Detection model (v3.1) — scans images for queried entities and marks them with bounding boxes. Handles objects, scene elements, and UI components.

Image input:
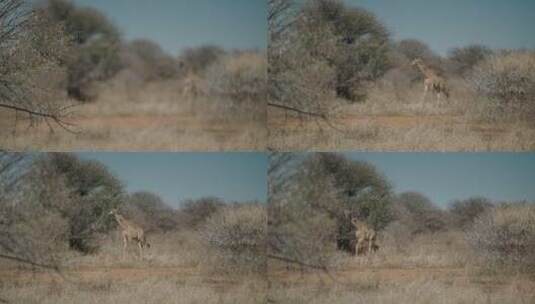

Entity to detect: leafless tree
[0,0,75,134]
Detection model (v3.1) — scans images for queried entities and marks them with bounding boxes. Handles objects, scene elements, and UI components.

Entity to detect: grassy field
[0,230,267,304]
[268,83,535,151]
[2,230,533,303]
[268,231,535,304]
[0,81,266,151]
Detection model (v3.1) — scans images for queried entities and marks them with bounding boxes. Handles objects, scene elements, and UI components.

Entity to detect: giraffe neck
[353,220,367,230]
[416,62,436,78]
[114,214,130,230]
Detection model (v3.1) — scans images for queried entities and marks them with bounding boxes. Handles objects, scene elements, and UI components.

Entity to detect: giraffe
[108,209,150,259]
[411,58,450,103]
[181,74,205,100]
[351,217,377,256]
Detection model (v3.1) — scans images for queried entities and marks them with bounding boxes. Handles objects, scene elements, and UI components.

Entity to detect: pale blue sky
[77,153,267,207]
[75,152,535,209]
[346,0,535,54]
[343,153,535,207]
[72,0,267,55]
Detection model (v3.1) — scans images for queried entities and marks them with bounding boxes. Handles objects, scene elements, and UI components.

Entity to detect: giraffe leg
[356,238,363,256]
[436,90,442,105]
[138,241,143,260]
[122,235,128,260]
[421,84,428,106]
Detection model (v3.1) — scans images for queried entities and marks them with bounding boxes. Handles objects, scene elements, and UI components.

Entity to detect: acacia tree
[0,152,124,272]
[124,191,178,233]
[28,153,124,253]
[0,0,74,132]
[269,0,391,119]
[448,45,492,76]
[268,153,393,271]
[393,191,451,234]
[44,0,122,102]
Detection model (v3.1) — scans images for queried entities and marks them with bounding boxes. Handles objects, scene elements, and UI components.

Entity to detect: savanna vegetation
[268,0,535,151]
[0,0,266,151]
[2,152,534,303]
[0,152,267,303]
[267,152,535,303]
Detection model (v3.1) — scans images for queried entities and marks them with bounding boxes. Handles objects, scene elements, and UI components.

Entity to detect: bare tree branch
[0,0,76,135]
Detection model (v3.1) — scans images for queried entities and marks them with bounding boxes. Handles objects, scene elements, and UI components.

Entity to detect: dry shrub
[179,45,226,75]
[449,197,494,230]
[467,203,535,272]
[470,51,535,118]
[124,191,178,233]
[178,197,225,229]
[205,51,267,102]
[202,203,266,274]
[447,44,492,77]
[379,228,471,268]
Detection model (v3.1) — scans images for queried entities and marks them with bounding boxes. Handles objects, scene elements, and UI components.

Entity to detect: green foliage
[394,192,450,234]
[30,153,125,253]
[124,39,181,81]
[179,45,226,75]
[269,153,393,265]
[179,197,225,229]
[395,39,435,62]
[125,191,178,233]
[44,0,122,101]
[448,45,492,76]
[302,0,390,101]
[311,153,392,227]
[270,0,391,116]
[449,197,493,229]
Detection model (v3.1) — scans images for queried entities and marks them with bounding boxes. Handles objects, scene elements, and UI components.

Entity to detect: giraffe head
[411,58,424,67]
[351,217,363,228]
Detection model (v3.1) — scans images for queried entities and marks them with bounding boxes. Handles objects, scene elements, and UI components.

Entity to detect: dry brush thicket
[0,152,268,302]
[266,153,535,303]
[268,0,535,151]
[0,0,266,151]
[2,152,535,303]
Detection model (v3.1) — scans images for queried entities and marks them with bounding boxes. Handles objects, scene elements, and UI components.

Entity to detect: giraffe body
[412,58,450,101]
[109,209,150,259]
[351,218,378,256]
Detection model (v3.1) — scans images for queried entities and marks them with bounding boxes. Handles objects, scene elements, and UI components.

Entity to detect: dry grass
[0,229,267,303]
[268,231,535,303]
[0,79,266,151]
[268,81,535,151]
[1,229,534,303]
[0,277,267,304]
[269,277,534,304]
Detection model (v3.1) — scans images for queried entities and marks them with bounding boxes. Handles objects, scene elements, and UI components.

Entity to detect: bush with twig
[466,203,535,272]
[0,0,73,130]
[205,51,267,102]
[202,203,266,274]
[469,51,535,116]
